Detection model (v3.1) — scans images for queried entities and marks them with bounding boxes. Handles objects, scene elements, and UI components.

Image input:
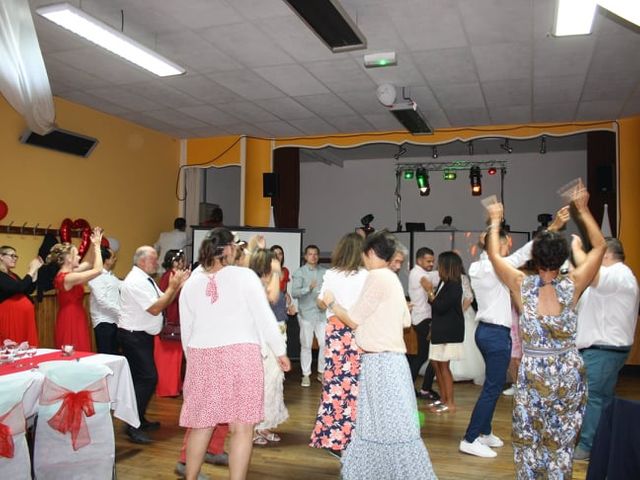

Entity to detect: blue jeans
[464,322,511,443]
[578,347,629,452]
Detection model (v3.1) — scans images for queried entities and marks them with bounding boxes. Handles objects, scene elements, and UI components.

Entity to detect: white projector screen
[191,227,305,272]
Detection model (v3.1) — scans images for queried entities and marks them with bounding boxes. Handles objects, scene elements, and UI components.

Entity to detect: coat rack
[0,222,82,238]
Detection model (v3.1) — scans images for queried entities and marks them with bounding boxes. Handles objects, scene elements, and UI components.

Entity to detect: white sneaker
[479,433,504,448]
[301,375,311,387]
[502,385,515,396]
[459,439,497,458]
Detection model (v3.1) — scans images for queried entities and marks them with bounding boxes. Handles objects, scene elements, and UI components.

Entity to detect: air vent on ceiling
[283,0,367,52]
[19,128,99,157]
[389,102,433,135]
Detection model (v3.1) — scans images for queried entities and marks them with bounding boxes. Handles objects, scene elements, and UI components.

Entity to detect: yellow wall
[0,96,180,277]
[618,117,640,278]
[245,138,272,227]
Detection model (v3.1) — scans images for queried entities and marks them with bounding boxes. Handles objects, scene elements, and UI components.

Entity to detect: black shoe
[417,389,440,401]
[126,426,152,444]
[139,419,161,431]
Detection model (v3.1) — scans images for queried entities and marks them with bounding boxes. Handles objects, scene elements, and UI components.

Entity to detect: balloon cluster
[59,218,111,258]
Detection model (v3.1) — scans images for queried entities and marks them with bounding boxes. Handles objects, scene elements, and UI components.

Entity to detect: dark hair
[605,237,625,261]
[442,216,452,225]
[199,227,235,269]
[532,231,569,271]
[211,207,223,223]
[249,248,274,278]
[270,245,284,266]
[174,217,186,230]
[304,245,320,255]
[162,249,184,269]
[363,230,396,262]
[415,247,434,260]
[100,247,112,262]
[331,233,363,272]
[438,251,462,282]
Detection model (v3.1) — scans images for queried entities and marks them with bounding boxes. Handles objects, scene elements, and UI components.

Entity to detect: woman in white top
[323,230,437,480]
[179,228,291,480]
[310,232,368,456]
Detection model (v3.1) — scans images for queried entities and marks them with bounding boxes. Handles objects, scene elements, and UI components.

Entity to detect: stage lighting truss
[397,160,507,196]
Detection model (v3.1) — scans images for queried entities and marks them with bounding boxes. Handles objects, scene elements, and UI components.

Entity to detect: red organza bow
[0,403,26,459]
[40,377,110,451]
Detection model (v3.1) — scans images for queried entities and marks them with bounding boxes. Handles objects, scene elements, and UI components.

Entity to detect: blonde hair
[46,243,74,266]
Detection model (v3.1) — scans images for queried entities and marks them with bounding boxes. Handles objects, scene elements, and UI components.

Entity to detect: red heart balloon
[0,200,8,221]
[59,218,73,243]
[72,218,90,230]
[78,227,92,258]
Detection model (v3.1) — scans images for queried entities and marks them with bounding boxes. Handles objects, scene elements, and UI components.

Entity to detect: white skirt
[429,342,464,361]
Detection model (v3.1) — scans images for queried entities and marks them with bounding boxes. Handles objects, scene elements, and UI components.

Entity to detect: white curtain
[0,0,55,134]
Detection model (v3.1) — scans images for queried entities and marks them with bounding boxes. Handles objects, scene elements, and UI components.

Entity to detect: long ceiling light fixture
[554,0,640,37]
[553,0,597,36]
[283,0,366,52]
[36,3,185,77]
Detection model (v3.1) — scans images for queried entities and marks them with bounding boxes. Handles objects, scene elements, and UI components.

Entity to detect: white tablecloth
[3,349,140,428]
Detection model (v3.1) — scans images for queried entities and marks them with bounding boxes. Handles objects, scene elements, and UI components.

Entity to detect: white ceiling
[27,0,640,139]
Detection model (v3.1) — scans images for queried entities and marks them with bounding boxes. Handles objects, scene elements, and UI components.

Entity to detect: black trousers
[94,322,119,355]
[409,318,436,391]
[117,329,157,423]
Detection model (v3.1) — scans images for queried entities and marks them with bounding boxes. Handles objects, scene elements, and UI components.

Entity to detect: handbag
[159,318,181,341]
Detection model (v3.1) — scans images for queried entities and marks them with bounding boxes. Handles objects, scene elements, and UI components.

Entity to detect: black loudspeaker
[596,165,613,193]
[19,128,98,157]
[263,172,279,198]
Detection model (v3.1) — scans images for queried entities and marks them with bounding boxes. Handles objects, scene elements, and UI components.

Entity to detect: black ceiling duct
[389,102,433,135]
[19,128,99,157]
[283,0,367,52]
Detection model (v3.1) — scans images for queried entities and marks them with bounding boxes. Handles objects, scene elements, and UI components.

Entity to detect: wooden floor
[114,366,640,480]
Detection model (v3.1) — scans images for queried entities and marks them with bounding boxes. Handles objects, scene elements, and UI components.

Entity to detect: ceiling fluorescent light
[36,3,185,77]
[553,0,597,36]
[389,102,433,135]
[283,0,367,52]
[597,0,640,27]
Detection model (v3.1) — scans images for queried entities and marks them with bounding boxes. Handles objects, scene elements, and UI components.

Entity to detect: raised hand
[549,206,570,231]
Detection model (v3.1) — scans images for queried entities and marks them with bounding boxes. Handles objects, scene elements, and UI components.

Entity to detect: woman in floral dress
[484,189,605,480]
[310,233,367,456]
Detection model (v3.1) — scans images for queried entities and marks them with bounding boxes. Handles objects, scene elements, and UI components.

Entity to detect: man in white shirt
[88,247,121,354]
[408,247,440,402]
[388,242,409,274]
[460,210,568,458]
[154,217,188,274]
[573,238,639,460]
[292,245,327,387]
[118,245,189,444]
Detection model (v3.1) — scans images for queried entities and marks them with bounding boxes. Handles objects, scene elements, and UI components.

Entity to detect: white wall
[204,165,241,226]
[299,150,587,252]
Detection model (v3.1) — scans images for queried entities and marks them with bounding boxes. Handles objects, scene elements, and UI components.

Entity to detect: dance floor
[114,366,640,479]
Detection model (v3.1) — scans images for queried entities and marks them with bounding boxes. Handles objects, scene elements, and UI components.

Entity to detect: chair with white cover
[0,375,36,479]
[33,361,114,480]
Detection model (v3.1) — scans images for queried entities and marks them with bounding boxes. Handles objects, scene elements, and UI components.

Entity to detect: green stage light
[443,170,457,180]
[416,168,430,196]
[404,169,414,179]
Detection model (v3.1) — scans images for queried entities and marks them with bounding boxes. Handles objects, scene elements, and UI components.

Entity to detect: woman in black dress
[426,251,465,413]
